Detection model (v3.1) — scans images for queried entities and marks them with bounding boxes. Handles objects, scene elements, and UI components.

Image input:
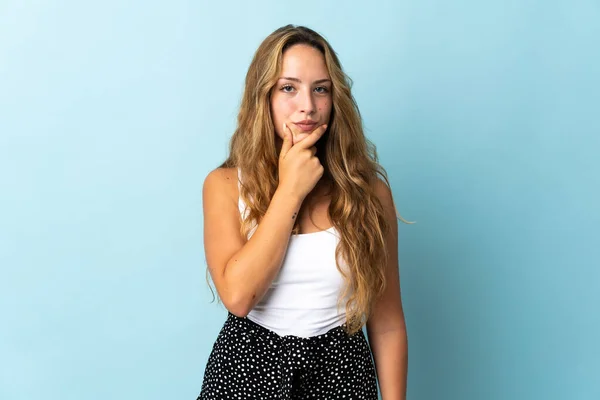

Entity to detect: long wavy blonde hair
[210,25,399,335]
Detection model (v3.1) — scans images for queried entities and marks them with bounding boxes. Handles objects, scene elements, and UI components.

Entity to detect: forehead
[280,44,329,79]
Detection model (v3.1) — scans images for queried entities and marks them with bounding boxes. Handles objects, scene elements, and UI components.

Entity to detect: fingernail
[283,122,287,131]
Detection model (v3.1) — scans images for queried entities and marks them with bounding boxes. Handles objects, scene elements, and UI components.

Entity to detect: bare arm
[203,123,327,317]
[366,178,408,400]
[203,168,302,317]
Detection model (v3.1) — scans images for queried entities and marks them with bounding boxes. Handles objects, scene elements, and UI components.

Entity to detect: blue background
[1,1,598,399]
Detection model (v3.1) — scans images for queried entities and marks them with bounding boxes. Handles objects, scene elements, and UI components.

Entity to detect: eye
[314,86,330,94]
[281,85,295,93]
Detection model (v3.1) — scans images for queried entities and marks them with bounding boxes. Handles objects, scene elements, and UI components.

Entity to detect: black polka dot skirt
[198,312,378,399]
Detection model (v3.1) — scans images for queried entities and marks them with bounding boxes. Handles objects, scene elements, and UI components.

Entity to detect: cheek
[318,99,332,118]
[271,96,289,115]
[271,97,295,122]
[271,97,294,137]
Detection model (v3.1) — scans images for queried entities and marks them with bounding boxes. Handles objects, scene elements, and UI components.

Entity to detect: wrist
[274,186,304,207]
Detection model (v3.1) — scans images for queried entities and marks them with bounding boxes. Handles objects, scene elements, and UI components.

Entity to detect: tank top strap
[237,167,244,209]
[237,167,249,220]
[237,168,258,238]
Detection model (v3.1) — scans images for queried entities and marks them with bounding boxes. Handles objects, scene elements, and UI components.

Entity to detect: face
[271,44,332,146]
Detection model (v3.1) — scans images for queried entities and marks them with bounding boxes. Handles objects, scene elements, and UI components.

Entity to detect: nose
[297,89,316,115]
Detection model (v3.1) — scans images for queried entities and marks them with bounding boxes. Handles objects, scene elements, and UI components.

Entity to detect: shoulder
[203,166,238,186]
[373,176,394,208]
[373,176,398,226]
[203,167,239,206]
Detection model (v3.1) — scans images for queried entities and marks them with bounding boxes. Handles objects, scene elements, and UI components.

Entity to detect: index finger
[294,124,328,150]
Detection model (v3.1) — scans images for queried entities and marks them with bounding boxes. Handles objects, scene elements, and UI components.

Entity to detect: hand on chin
[292,133,310,145]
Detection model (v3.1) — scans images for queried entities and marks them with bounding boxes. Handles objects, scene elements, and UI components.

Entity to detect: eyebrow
[279,77,332,84]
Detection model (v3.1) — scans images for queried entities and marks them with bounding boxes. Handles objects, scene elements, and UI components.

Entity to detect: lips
[293,120,318,132]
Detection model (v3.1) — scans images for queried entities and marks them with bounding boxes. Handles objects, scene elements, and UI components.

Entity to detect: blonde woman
[199,25,408,400]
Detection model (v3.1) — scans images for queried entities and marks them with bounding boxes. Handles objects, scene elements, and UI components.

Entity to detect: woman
[199,25,408,399]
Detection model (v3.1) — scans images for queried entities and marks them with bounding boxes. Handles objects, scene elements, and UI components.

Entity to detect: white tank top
[237,168,348,338]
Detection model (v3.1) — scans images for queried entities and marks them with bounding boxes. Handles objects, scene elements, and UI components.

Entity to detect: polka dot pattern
[198,313,378,399]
